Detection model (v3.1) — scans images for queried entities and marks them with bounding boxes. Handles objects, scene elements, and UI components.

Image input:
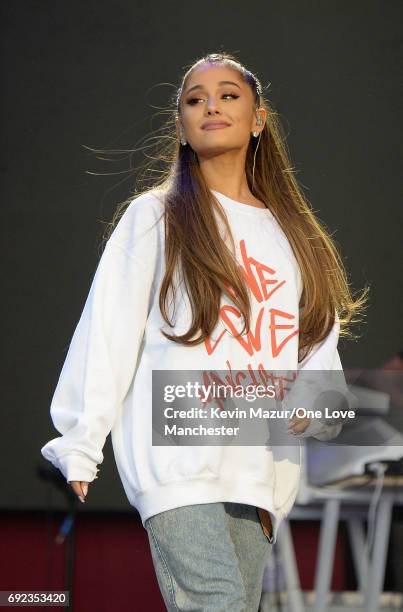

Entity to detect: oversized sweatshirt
[41,188,347,544]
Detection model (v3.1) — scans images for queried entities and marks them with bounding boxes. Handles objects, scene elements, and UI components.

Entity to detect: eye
[186,93,239,105]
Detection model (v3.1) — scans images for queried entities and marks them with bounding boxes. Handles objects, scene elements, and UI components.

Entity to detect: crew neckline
[210,189,272,216]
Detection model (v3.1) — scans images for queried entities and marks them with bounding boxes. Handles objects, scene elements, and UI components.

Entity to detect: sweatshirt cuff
[58,453,100,483]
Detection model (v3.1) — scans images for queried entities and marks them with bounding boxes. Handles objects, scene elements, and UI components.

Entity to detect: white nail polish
[78,496,85,503]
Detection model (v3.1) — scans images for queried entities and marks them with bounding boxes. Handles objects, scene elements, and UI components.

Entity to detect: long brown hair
[98,51,368,362]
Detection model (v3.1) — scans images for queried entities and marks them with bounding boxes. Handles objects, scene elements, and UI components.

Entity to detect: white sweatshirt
[41,188,345,544]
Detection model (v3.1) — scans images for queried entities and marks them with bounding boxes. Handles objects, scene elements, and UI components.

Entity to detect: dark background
[1,1,402,511]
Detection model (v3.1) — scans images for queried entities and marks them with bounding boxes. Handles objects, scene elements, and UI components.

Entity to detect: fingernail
[78,496,85,503]
[82,484,88,496]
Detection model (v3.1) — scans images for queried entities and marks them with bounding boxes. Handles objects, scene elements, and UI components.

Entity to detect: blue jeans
[145,502,273,611]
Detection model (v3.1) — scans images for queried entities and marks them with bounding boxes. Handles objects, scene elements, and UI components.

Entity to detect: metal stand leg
[347,517,367,591]
[365,496,393,612]
[277,519,305,612]
[313,499,340,612]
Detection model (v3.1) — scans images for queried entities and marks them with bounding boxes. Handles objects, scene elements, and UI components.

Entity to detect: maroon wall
[0,512,349,611]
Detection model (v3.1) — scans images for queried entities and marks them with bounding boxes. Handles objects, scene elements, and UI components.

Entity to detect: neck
[198,150,252,201]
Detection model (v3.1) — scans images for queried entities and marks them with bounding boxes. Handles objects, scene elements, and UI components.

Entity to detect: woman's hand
[287,416,311,434]
[69,481,89,503]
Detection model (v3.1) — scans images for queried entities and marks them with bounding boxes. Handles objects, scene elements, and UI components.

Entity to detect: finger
[286,421,297,434]
[69,481,79,494]
[292,419,310,433]
[288,416,301,426]
[69,481,86,503]
[287,418,306,430]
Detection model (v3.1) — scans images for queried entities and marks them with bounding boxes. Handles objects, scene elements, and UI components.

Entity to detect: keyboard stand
[277,484,403,612]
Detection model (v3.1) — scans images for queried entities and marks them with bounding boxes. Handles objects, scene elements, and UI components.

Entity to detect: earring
[252,114,263,138]
[179,127,187,146]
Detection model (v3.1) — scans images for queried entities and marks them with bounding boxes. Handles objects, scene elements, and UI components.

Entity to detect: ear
[254,107,267,130]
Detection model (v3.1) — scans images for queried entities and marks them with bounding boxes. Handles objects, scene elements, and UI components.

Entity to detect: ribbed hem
[129,475,294,545]
[57,453,99,483]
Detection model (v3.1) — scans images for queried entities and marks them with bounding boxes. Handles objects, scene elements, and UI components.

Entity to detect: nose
[205,97,221,115]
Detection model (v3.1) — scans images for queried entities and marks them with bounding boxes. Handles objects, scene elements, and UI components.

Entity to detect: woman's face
[177,64,265,159]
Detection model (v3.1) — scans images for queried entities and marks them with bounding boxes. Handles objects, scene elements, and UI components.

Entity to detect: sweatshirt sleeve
[40,193,162,483]
[284,315,356,441]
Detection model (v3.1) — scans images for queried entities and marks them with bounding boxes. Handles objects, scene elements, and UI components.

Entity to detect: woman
[41,52,366,610]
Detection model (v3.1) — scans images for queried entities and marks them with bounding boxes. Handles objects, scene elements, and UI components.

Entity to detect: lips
[202,121,231,130]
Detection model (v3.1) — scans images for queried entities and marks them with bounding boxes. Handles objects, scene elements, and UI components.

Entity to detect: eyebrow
[184,80,242,96]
